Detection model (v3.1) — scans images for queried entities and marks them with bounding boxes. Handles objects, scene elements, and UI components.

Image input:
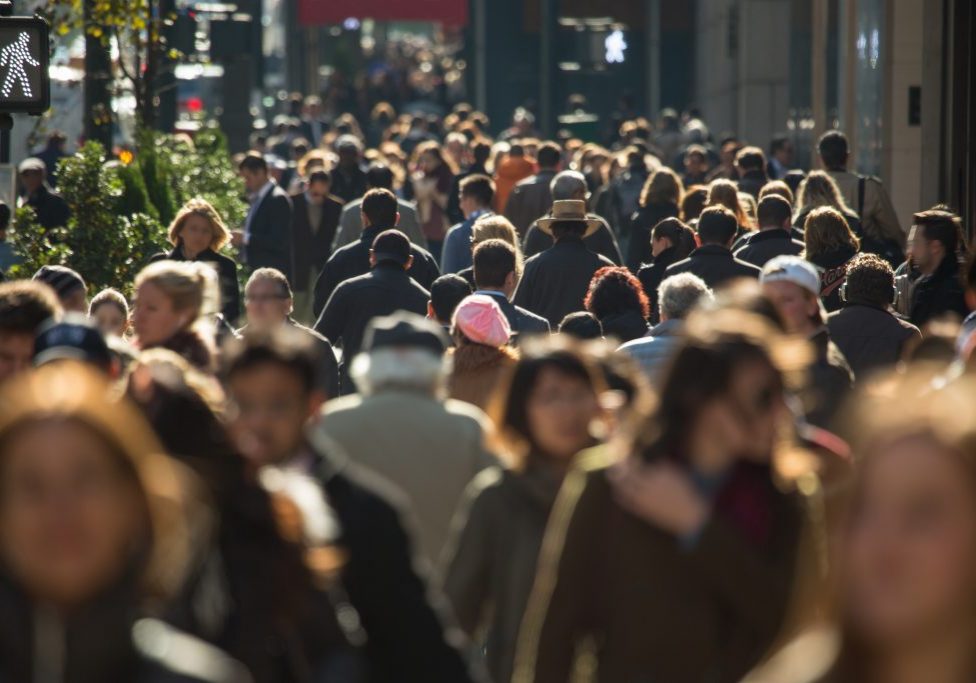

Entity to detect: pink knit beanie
[451,294,511,347]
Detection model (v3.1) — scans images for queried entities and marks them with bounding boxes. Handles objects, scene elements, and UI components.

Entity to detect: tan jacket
[317,389,497,564]
[826,170,905,247]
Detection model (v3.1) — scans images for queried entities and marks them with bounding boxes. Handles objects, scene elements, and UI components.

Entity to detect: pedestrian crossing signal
[0,17,48,114]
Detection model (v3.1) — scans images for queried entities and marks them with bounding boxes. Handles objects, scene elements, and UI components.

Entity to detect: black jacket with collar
[910,255,969,327]
[312,224,441,318]
[314,262,431,393]
[308,434,485,683]
[637,245,685,324]
[477,290,551,341]
[150,246,241,325]
[291,190,343,292]
[663,244,762,289]
[245,183,293,282]
[513,235,616,327]
[733,229,805,269]
[26,184,70,230]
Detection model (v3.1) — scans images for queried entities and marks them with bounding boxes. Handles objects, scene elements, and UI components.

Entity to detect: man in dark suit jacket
[315,229,431,394]
[664,206,761,289]
[503,142,561,236]
[312,189,440,318]
[472,238,550,342]
[291,169,343,322]
[233,152,294,282]
[734,195,805,268]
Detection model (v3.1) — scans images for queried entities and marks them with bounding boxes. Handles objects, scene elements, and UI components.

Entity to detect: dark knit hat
[33,265,86,299]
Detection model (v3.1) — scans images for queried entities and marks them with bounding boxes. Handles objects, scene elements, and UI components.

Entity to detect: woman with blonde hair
[626,167,683,271]
[794,170,863,238]
[149,198,240,325]
[803,206,861,312]
[0,362,248,680]
[132,260,220,372]
[707,178,755,238]
[455,214,525,287]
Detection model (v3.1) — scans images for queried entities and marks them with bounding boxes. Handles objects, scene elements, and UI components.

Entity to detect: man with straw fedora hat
[513,199,616,327]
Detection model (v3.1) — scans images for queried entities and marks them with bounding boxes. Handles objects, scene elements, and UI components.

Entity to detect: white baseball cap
[760,256,821,296]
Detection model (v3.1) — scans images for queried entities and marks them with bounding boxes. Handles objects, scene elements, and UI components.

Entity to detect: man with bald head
[521,170,622,265]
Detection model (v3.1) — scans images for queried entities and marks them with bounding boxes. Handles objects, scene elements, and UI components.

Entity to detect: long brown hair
[707,179,754,229]
[167,198,232,251]
[803,206,860,258]
[640,167,684,208]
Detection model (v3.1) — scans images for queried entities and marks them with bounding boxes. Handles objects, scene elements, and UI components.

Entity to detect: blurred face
[525,367,599,461]
[240,167,268,194]
[132,282,185,348]
[20,169,43,193]
[92,303,127,338]
[306,180,330,207]
[179,214,215,257]
[0,332,34,383]
[684,153,706,175]
[420,151,440,173]
[693,361,785,467]
[0,421,144,608]
[776,142,794,164]
[908,226,942,274]
[763,280,820,335]
[227,364,319,466]
[843,435,976,647]
[244,278,291,328]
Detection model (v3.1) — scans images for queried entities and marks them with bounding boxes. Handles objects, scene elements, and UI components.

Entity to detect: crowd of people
[2,95,976,683]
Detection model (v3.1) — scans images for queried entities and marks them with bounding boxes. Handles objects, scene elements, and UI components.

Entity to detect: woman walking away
[448,294,519,412]
[636,217,697,324]
[412,141,457,263]
[802,206,861,313]
[626,168,682,271]
[132,260,220,372]
[515,312,812,683]
[0,363,248,682]
[441,340,606,683]
[584,266,651,343]
[150,198,241,326]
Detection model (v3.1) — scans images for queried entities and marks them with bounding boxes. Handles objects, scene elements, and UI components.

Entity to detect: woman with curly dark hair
[584,266,651,343]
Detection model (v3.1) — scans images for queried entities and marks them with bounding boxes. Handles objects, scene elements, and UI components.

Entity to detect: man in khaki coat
[316,311,497,564]
[818,130,905,248]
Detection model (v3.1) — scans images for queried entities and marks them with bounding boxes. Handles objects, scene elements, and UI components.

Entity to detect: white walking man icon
[0,31,38,99]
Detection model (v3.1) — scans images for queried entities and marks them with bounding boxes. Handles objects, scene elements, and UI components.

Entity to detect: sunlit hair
[796,170,853,216]
[0,362,203,601]
[802,206,860,258]
[759,180,795,207]
[472,214,524,278]
[585,266,650,320]
[413,140,459,175]
[135,260,220,323]
[707,178,753,229]
[167,198,232,251]
[89,288,129,324]
[639,167,684,207]
[739,192,758,226]
[349,347,451,398]
[297,149,332,177]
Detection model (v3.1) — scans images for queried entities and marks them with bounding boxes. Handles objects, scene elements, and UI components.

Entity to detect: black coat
[733,229,805,268]
[477,290,551,341]
[291,191,343,293]
[26,185,70,229]
[312,224,441,318]
[910,256,969,327]
[314,263,431,393]
[637,245,685,324]
[236,319,341,398]
[827,304,920,378]
[736,170,768,199]
[311,438,484,683]
[599,309,650,343]
[805,328,854,430]
[625,201,680,272]
[513,235,616,327]
[245,184,293,282]
[663,244,762,289]
[150,246,241,325]
[523,216,623,265]
[331,165,368,204]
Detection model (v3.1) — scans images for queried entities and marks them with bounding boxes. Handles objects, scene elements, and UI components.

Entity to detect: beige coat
[317,389,497,564]
[827,169,905,247]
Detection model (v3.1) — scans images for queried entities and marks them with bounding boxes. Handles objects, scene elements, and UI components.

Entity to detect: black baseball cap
[363,311,448,356]
[371,229,411,266]
[33,313,113,372]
